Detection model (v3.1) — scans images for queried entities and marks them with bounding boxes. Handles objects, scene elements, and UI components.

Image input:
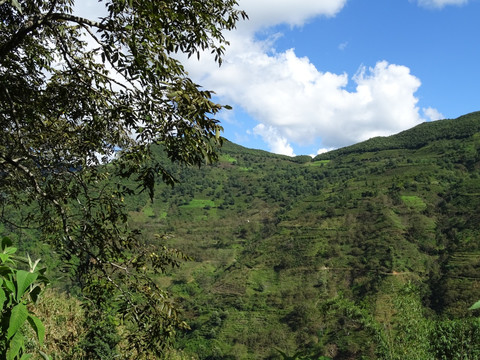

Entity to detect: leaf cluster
[0,236,48,360]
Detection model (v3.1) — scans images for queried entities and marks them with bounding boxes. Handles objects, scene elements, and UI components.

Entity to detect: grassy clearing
[401,195,427,212]
[220,154,237,163]
[308,160,330,166]
[143,204,155,217]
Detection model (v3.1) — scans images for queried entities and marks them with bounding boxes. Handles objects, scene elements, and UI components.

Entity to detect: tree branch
[0,11,108,58]
[49,12,107,30]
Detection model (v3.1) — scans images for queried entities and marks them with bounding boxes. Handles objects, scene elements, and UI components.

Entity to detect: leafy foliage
[0,0,246,357]
[0,236,48,360]
[1,6,480,355]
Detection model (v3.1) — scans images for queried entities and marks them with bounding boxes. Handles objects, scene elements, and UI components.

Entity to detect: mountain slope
[129,112,480,359]
[110,112,480,358]
[315,111,480,159]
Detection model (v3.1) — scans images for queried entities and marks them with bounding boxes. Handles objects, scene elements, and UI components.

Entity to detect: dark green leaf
[8,303,29,340]
[1,236,13,250]
[0,285,6,312]
[27,314,45,346]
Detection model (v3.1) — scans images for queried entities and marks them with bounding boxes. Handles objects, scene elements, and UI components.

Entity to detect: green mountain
[134,112,480,359]
[6,112,480,359]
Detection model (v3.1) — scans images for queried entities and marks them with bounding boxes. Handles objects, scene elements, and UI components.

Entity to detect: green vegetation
[2,106,480,357]
[0,0,246,357]
[2,5,480,357]
[0,237,48,359]
[181,199,217,209]
[119,113,480,359]
[3,111,480,358]
[400,195,427,211]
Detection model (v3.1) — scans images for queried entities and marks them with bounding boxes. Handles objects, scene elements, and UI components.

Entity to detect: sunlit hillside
[129,112,480,359]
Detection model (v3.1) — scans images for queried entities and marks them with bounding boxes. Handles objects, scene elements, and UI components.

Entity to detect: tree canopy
[0,0,246,357]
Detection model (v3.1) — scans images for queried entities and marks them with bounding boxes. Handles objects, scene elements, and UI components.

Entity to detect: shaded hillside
[129,112,480,359]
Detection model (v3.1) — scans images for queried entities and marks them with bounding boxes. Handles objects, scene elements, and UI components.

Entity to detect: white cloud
[253,124,295,156]
[74,0,106,19]
[423,107,444,121]
[72,0,444,156]
[338,41,348,51]
[180,0,446,155]
[237,0,347,32]
[189,27,437,153]
[416,0,469,9]
[316,148,334,155]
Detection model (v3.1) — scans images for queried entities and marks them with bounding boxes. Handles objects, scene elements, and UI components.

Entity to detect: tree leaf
[0,285,6,312]
[6,331,24,360]
[0,253,10,263]
[4,246,17,255]
[469,300,480,310]
[27,314,45,346]
[4,277,16,294]
[0,247,17,263]
[15,270,38,301]
[7,303,29,340]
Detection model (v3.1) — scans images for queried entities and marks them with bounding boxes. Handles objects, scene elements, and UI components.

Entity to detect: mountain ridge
[313,111,480,160]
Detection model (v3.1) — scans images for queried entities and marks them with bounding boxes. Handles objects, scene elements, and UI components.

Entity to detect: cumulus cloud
[189,26,432,153]
[423,107,444,121]
[180,0,446,155]
[74,0,445,156]
[253,124,295,156]
[237,0,347,32]
[416,0,469,9]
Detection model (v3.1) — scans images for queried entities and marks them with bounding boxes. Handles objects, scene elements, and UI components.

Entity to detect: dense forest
[4,112,480,359]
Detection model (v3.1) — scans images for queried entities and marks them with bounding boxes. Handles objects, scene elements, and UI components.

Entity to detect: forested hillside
[140,112,480,359]
[4,112,480,359]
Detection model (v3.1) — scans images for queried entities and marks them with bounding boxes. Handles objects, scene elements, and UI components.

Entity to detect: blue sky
[182,0,480,156]
[78,0,480,156]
